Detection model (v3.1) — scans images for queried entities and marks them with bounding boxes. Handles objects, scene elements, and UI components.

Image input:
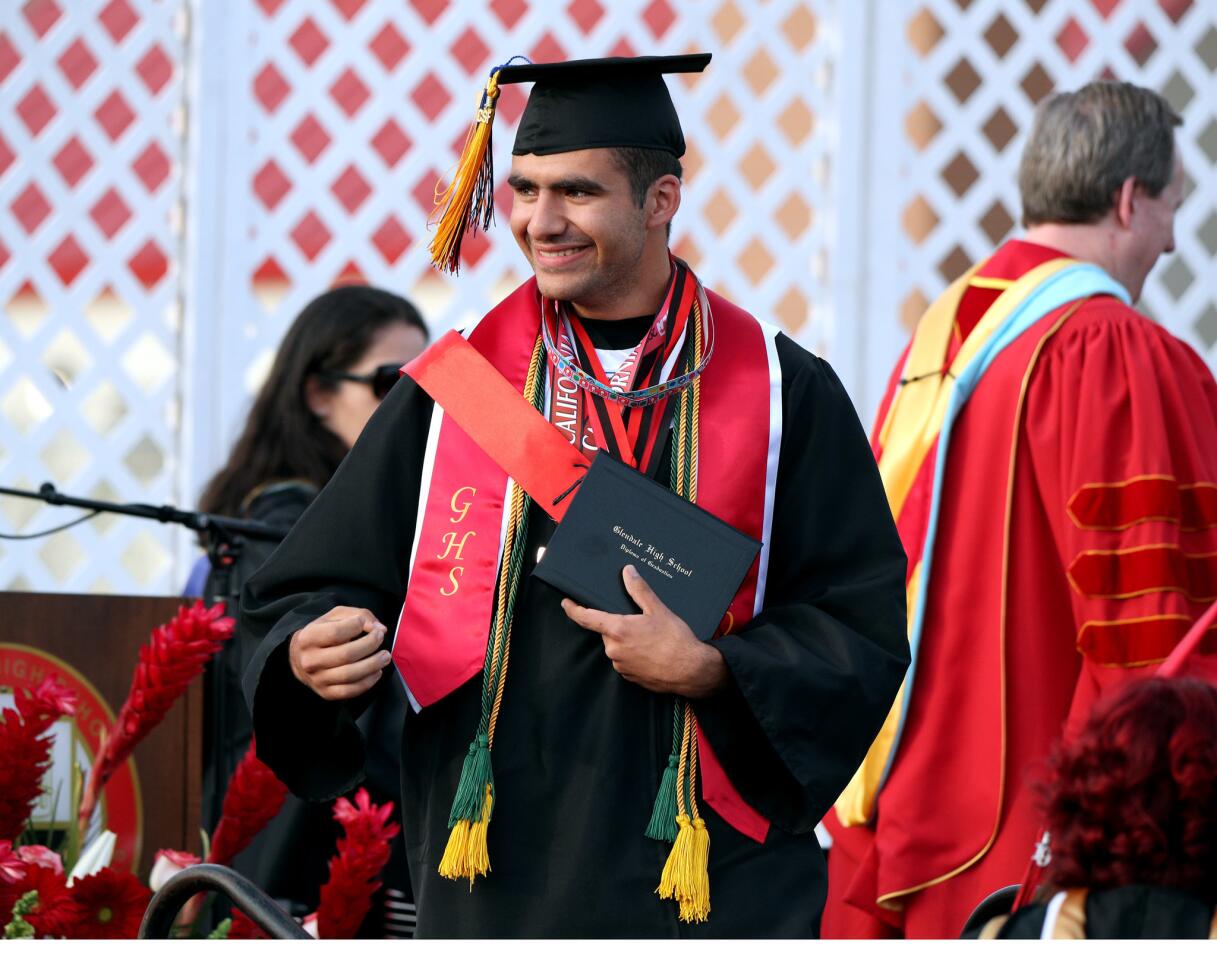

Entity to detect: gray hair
[1018,81,1181,227]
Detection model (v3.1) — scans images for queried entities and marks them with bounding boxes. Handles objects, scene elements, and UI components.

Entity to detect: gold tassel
[678,817,711,922]
[437,784,495,889]
[428,70,502,275]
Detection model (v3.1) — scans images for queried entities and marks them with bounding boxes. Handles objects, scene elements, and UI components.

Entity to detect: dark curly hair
[1041,677,1217,903]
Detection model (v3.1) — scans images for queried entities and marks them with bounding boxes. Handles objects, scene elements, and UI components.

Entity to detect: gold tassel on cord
[438,783,494,889]
[656,706,711,922]
[428,70,502,274]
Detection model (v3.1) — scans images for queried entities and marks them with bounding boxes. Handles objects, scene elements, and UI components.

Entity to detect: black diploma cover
[532,454,761,641]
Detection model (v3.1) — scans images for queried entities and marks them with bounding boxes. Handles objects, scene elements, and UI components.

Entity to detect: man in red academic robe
[823,81,1217,938]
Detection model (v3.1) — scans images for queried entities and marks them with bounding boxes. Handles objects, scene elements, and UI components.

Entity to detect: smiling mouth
[533,244,591,264]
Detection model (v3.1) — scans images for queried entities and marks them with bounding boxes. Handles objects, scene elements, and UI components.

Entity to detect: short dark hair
[610,146,683,207]
[1018,81,1182,227]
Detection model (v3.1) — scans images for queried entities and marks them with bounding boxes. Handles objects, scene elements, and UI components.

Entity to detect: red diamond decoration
[371,118,411,168]
[17,84,57,136]
[53,136,94,187]
[491,0,527,29]
[253,62,290,114]
[1125,22,1156,66]
[370,22,409,71]
[129,240,169,289]
[411,72,451,122]
[99,0,138,43]
[450,27,489,76]
[289,17,329,66]
[57,38,98,89]
[1056,18,1089,63]
[331,164,371,213]
[290,114,331,163]
[609,36,637,58]
[252,255,288,286]
[90,188,132,238]
[253,159,291,210]
[23,0,62,38]
[494,177,513,219]
[0,134,15,177]
[256,0,286,15]
[1091,0,1120,17]
[642,0,675,39]
[460,228,491,268]
[497,84,527,125]
[133,141,171,192]
[531,33,567,64]
[291,212,332,261]
[48,234,88,286]
[411,0,448,25]
[568,0,605,34]
[0,33,20,85]
[12,182,51,235]
[330,67,370,117]
[333,260,367,286]
[136,43,173,94]
[330,0,365,19]
[372,215,411,265]
[95,90,135,141]
[413,167,442,215]
[1159,0,1191,24]
[0,240,9,271]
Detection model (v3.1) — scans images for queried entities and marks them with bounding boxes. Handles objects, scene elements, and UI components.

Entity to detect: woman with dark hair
[971,677,1217,939]
[191,284,427,935]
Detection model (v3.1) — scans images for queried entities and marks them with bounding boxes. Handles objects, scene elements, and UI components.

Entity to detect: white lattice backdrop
[854,0,1217,422]
[0,0,188,595]
[1,0,837,595]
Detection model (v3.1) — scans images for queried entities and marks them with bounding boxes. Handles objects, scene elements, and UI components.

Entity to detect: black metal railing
[138,863,312,939]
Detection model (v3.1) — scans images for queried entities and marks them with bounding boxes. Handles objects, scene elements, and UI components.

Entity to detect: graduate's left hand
[560,564,729,698]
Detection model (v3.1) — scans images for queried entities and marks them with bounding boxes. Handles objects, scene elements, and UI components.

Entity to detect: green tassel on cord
[645,753,681,842]
[448,733,494,826]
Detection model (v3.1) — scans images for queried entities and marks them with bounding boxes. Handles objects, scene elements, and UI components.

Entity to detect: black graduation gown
[240,326,909,937]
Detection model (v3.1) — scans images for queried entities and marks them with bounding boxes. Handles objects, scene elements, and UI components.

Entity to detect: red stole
[391,278,781,844]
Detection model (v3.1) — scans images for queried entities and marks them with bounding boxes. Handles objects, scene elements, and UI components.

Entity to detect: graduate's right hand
[288,606,391,701]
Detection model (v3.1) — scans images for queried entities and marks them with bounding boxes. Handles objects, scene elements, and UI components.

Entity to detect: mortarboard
[428,54,711,274]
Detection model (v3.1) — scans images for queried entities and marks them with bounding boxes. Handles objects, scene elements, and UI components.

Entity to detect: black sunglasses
[320,363,403,400]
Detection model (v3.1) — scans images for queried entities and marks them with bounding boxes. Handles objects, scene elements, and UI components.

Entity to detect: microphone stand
[0,482,292,848]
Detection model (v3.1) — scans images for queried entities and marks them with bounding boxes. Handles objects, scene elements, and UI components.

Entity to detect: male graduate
[823,81,1217,938]
[241,54,908,937]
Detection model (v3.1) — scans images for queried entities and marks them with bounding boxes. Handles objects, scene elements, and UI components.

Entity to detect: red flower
[0,861,72,937]
[206,738,289,867]
[16,845,64,874]
[61,867,150,939]
[78,601,233,833]
[0,840,25,884]
[316,788,399,939]
[0,676,77,841]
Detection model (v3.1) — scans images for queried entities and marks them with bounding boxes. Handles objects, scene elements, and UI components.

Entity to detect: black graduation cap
[500,54,710,157]
[428,53,712,274]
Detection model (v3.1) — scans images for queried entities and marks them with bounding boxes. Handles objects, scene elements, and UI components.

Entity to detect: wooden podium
[0,592,204,877]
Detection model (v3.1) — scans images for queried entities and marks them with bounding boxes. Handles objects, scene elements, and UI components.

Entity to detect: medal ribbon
[543,257,700,471]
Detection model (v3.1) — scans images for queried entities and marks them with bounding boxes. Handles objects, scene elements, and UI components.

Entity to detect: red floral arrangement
[0,677,78,841]
[315,788,400,940]
[2,599,400,939]
[206,738,289,867]
[78,601,234,835]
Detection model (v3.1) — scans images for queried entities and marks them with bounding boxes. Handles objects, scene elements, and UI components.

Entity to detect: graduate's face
[507,149,655,316]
